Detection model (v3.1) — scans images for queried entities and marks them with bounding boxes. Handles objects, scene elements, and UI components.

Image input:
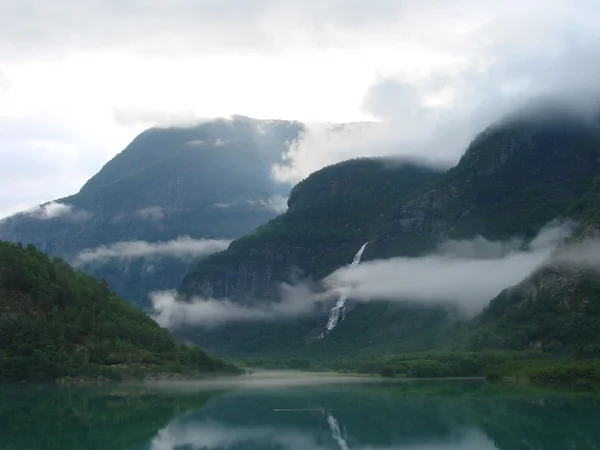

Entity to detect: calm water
[1,376,600,449]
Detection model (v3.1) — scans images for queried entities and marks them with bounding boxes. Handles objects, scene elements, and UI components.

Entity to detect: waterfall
[327,413,350,450]
[319,242,368,338]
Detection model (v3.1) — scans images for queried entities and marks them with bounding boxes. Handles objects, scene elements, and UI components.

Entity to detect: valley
[3,106,600,383]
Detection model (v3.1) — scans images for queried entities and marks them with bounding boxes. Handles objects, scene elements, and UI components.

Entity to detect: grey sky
[2,0,600,216]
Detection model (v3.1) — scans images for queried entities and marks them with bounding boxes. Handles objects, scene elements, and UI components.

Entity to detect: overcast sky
[2,0,600,217]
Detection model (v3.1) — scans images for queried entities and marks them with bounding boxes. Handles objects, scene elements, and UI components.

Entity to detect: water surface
[1,376,599,449]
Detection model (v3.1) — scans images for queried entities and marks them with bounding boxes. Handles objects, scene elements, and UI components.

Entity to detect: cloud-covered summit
[3,0,600,213]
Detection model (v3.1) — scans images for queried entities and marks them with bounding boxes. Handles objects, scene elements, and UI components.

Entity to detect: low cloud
[150,220,600,328]
[273,38,600,184]
[74,236,231,266]
[212,196,289,214]
[549,239,600,269]
[112,108,204,128]
[247,195,288,214]
[134,206,165,220]
[23,202,90,222]
[151,282,317,328]
[322,220,576,315]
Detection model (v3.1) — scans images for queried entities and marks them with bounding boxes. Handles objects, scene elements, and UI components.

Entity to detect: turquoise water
[1,378,599,449]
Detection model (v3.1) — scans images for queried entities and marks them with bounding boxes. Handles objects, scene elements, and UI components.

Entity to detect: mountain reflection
[2,380,600,450]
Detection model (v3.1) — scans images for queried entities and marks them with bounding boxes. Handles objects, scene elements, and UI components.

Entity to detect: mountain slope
[0,116,302,307]
[177,158,448,356]
[178,110,600,357]
[0,241,238,381]
[182,158,443,299]
[467,182,600,354]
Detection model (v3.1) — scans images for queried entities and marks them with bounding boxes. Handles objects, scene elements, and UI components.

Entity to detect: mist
[323,220,576,315]
[273,40,600,184]
[73,236,231,266]
[22,202,91,222]
[151,220,593,329]
[151,282,318,328]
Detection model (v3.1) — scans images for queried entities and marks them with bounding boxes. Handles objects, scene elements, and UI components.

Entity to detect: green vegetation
[182,158,442,298]
[0,117,302,307]
[0,241,240,381]
[179,114,600,358]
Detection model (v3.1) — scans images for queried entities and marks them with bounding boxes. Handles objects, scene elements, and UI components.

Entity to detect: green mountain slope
[0,241,238,381]
[0,116,302,307]
[466,183,600,354]
[182,158,443,299]
[178,111,600,358]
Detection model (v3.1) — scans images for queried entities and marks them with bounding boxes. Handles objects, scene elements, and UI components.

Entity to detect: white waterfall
[320,242,368,338]
[327,413,350,450]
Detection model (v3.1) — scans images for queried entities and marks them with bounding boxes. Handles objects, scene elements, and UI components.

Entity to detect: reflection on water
[1,377,600,449]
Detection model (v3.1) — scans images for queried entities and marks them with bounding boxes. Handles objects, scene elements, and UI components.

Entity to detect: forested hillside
[178,110,600,358]
[466,186,600,354]
[0,116,302,307]
[0,241,239,381]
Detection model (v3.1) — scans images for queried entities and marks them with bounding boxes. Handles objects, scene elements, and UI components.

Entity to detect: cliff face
[179,113,600,357]
[0,116,303,307]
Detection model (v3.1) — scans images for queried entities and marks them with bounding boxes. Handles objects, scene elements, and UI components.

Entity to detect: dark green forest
[178,112,600,359]
[0,241,239,381]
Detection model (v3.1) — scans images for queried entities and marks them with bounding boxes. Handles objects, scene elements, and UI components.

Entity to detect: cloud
[272,14,600,182]
[0,0,478,56]
[152,221,593,328]
[247,195,289,214]
[134,206,165,220]
[211,196,289,213]
[112,108,204,128]
[321,220,576,315]
[3,0,600,217]
[73,236,231,266]
[549,239,600,270]
[23,202,90,222]
[151,282,317,328]
[25,202,72,219]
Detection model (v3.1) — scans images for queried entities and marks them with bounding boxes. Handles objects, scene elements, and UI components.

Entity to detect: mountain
[0,116,302,307]
[0,240,238,381]
[467,186,600,355]
[177,109,600,358]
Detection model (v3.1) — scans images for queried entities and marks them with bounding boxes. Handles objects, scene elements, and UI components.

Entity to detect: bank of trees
[0,241,239,381]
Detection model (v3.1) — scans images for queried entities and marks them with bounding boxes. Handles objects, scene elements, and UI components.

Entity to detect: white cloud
[2,0,600,214]
[247,195,289,214]
[211,196,289,213]
[274,45,600,182]
[23,202,90,222]
[151,221,597,327]
[74,236,231,266]
[25,202,72,219]
[151,282,317,328]
[322,221,576,315]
